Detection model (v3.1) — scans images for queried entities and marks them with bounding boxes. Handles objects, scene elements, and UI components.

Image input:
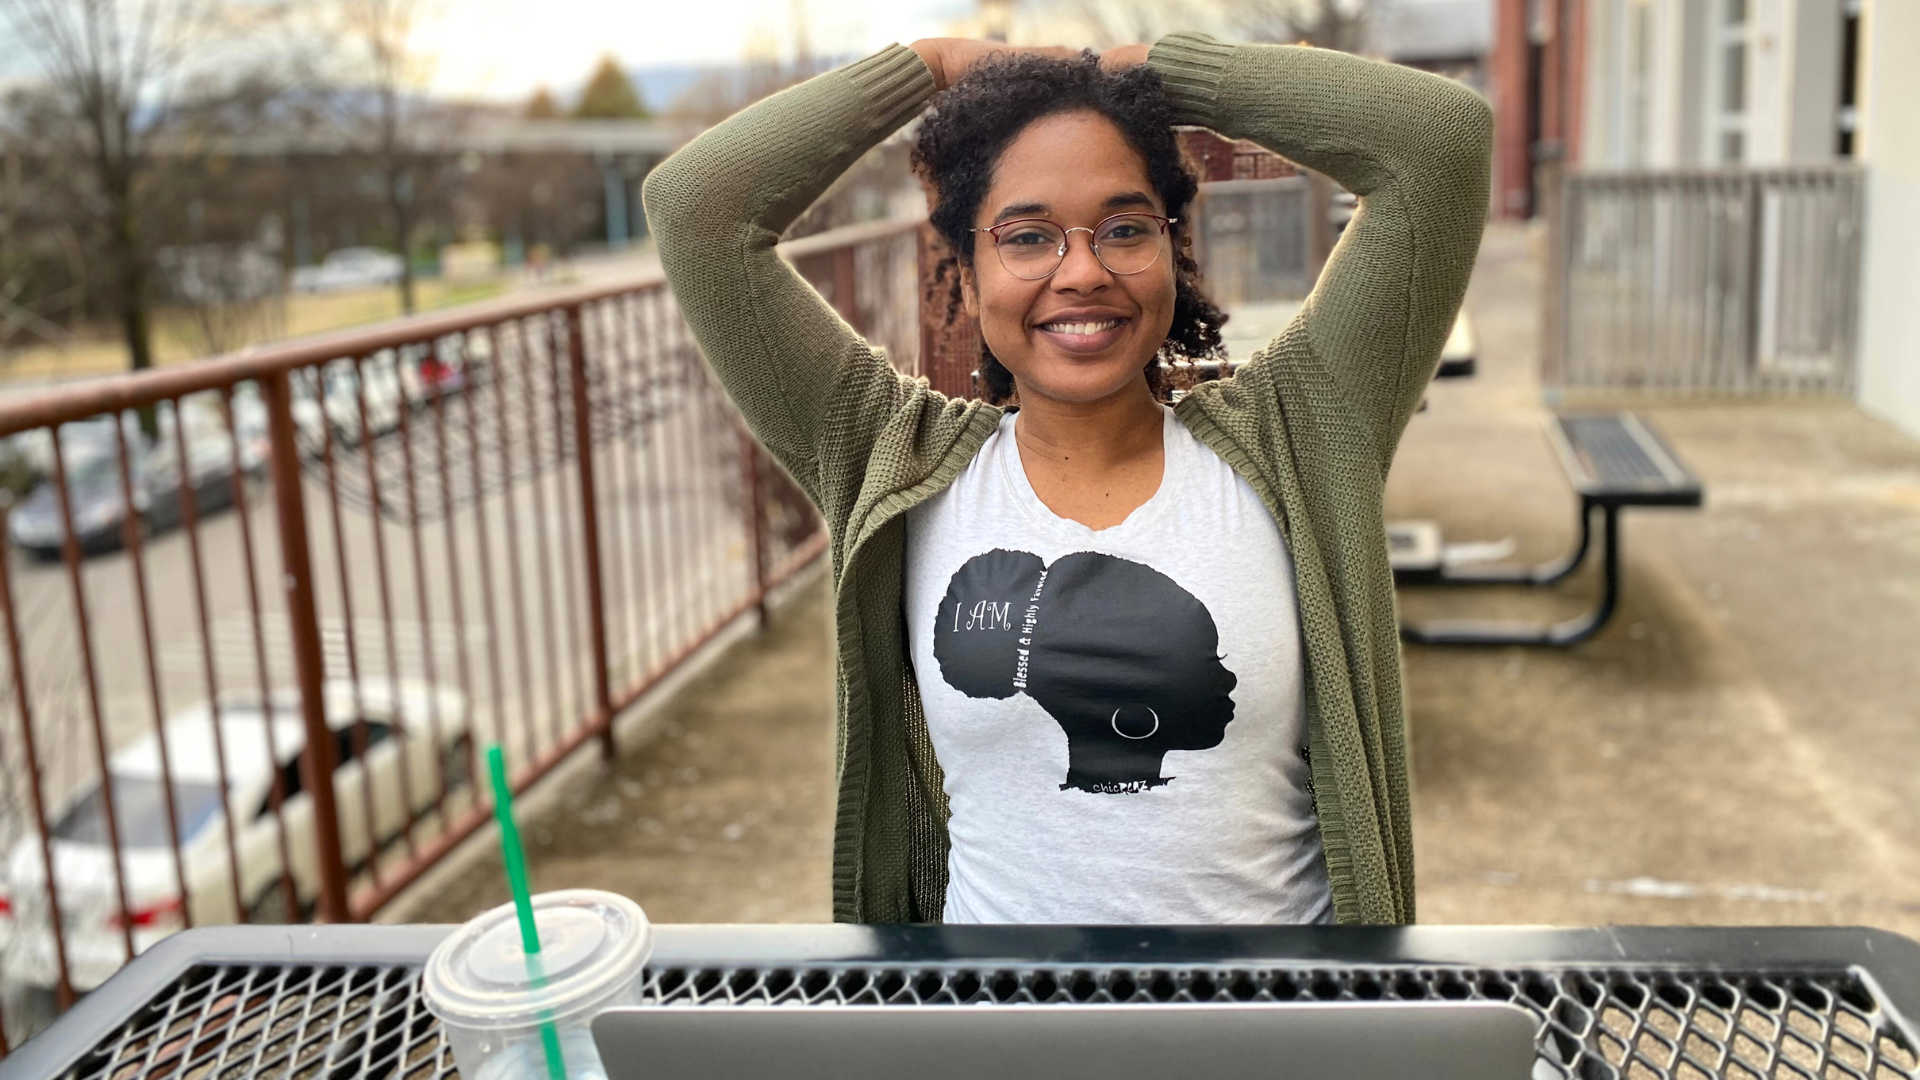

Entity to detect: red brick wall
[1177,129,1298,182]
[1488,0,1586,218]
[1490,0,1534,217]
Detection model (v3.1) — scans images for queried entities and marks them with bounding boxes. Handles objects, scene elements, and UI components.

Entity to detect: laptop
[593,1000,1538,1079]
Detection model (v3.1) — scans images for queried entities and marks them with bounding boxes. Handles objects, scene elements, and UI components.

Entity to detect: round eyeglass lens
[1092,214,1165,274]
[995,221,1068,279]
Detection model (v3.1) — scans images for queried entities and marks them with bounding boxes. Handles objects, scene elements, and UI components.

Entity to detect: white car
[290,248,405,294]
[282,359,408,449]
[0,679,469,991]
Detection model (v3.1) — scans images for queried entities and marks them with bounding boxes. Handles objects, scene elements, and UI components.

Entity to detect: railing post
[917,222,982,400]
[831,245,859,327]
[916,223,939,386]
[1305,169,1336,282]
[739,426,769,627]
[565,304,616,759]
[263,370,351,924]
[1742,172,1766,383]
[1539,156,1569,398]
[0,498,77,1009]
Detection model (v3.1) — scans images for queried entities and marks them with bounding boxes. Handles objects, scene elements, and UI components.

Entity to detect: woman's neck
[1010,377,1166,531]
[1011,378,1164,472]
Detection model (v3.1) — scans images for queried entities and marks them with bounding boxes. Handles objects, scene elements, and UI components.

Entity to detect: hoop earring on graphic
[1111,706,1159,740]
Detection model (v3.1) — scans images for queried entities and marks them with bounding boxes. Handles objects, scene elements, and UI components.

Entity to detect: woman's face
[962,109,1177,406]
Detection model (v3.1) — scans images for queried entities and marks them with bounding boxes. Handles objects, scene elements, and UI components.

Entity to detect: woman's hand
[1098,44,1150,71]
[908,38,1083,91]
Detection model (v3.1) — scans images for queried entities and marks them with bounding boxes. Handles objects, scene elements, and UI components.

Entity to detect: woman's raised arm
[1144,33,1493,457]
[639,46,934,502]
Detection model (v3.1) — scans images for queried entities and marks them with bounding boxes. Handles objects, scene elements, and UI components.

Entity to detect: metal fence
[1548,166,1865,395]
[0,216,923,1049]
[1193,177,1318,308]
[0,187,1331,1046]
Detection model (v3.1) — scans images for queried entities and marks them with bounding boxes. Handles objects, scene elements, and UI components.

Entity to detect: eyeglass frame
[970,212,1180,280]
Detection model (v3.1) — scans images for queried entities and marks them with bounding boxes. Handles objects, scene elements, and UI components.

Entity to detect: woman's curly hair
[911,50,1227,404]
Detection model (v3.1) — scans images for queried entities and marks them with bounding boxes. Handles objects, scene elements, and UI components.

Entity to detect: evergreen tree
[573,56,648,119]
[525,86,561,119]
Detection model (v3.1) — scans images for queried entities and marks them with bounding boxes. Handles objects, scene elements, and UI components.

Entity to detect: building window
[1626,0,1653,167]
[1714,0,1749,163]
[1838,0,1861,157]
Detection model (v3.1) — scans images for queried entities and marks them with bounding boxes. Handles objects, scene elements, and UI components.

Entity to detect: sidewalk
[405,221,1920,936]
[1395,224,1920,935]
[401,567,838,925]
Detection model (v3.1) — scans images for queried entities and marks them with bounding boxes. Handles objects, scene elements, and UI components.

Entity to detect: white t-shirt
[904,406,1333,924]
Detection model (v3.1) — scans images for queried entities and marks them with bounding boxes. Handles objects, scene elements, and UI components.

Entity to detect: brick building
[1488,0,1587,219]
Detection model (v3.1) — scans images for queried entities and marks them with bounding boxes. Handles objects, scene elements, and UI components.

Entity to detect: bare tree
[663,1,829,124]
[1,0,218,371]
[1025,0,1377,53]
[1225,0,1374,51]
[159,240,284,356]
[1,0,299,375]
[0,116,85,365]
[331,0,440,314]
[663,64,809,125]
[1032,0,1216,49]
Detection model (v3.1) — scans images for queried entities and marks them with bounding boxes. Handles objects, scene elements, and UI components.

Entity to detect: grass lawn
[0,277,513,385]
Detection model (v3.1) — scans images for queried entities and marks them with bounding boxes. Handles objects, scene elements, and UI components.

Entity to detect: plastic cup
[423,889,653,1080]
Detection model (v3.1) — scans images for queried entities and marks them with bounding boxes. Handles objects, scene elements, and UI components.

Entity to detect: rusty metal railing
[1546,166,1865,395]
[0,216,925,1051]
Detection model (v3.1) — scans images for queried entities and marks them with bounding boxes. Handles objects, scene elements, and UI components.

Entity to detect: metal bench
[1434,308,1475,380]
[1414,313,1475,414]
[1395,411,1703,647]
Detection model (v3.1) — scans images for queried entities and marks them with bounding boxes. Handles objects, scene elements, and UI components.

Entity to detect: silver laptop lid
[592,1001,1536,1080]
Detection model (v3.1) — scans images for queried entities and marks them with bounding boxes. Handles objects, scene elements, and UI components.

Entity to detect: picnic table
[1393,411,1703,646]
[3,923,1917,1080]
[1384,303,1705,645]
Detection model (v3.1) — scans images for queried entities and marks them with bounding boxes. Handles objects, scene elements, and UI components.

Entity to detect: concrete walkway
[1395,224,1920,936]
[406,222,1920,937]
[402,568,838,925]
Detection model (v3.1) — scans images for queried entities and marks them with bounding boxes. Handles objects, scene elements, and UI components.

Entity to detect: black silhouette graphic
[933,549,1238,793]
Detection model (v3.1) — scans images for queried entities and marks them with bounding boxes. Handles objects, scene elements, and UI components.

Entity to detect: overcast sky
[0,0,1475,109]
[416,0,968,102]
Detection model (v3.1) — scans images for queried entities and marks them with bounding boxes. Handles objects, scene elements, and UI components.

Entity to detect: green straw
[488,744,568,1080]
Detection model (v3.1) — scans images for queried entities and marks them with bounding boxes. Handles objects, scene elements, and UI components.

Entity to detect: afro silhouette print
[933,548,1239,794]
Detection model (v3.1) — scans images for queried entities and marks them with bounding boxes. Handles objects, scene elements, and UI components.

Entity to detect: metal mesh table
[3,925,1916,1080]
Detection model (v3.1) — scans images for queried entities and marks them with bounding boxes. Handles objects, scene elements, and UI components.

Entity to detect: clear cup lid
[423,889,653,1028]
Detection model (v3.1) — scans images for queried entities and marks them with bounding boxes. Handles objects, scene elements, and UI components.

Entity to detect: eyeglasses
[971,213,1178,280]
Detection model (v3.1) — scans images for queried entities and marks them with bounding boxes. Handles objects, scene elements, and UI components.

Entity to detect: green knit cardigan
[640,32,1492,925]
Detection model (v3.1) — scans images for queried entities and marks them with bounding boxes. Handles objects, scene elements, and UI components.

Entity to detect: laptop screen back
[592,1001,1537,1080]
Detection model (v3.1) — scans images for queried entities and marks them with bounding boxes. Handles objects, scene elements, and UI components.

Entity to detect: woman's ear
[960,261,979,318]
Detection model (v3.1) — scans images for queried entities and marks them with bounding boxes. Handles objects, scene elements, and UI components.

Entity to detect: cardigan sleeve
[639,45,935,506]
[1148,33,1493,459]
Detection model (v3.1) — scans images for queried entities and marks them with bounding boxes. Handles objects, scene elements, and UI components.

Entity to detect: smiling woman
[641,32,1492,926]
[911,51,1225,409]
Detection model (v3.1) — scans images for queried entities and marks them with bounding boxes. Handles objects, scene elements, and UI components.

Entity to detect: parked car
[290,248,405,294]
[5,407,266,559]
[157,243,281,305]
[0,413,144,483]
[0,679,469,991]
[1330,190,1358,234]
[277,360,407,450]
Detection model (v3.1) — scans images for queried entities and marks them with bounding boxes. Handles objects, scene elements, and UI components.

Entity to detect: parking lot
[0,367,760,982]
